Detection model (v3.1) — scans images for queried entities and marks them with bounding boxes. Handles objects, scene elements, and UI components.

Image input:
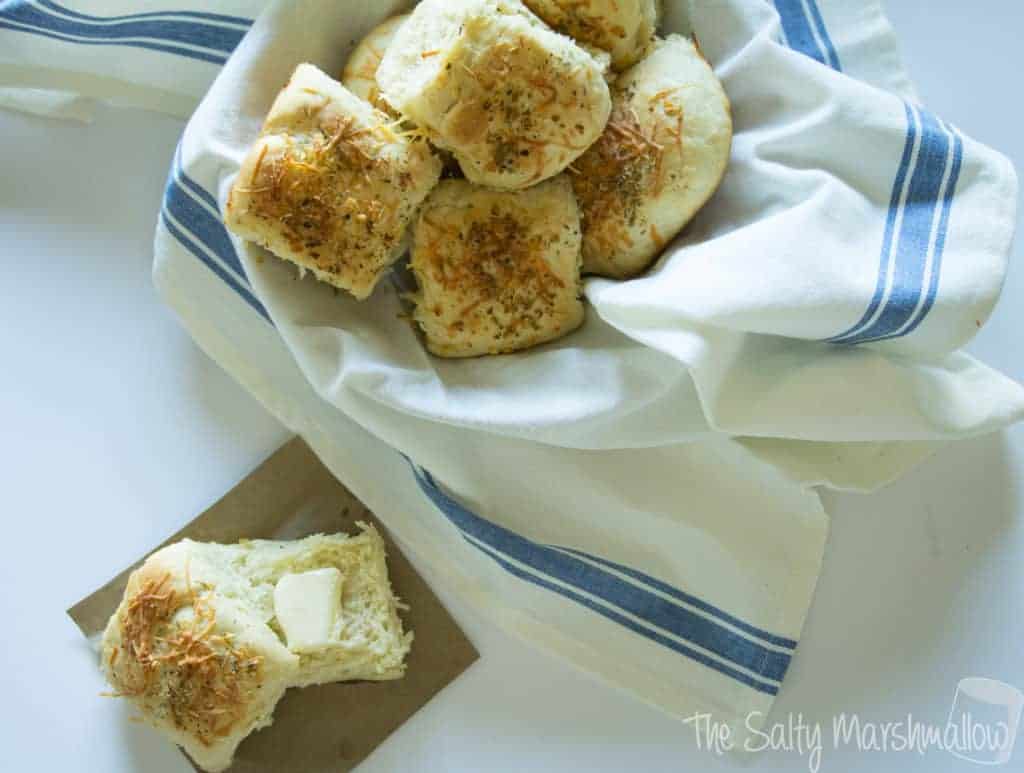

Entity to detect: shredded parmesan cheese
[571,94,668,256]
[111,572,264,745]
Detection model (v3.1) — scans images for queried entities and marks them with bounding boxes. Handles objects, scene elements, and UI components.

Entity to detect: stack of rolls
[225,0,732,358]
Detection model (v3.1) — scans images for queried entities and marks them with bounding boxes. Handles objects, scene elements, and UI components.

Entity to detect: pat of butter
[273,568,344,652]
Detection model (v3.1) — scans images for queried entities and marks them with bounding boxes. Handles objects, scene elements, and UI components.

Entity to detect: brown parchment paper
[68,436,479,772]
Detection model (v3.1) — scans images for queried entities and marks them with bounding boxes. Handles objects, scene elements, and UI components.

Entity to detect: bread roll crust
[523,0,660,70]
[377,0,611,190]
[574,35,732,279]
[225,64,442,300]
[101,543,297,773]
[341,14,410,114]
[410,176,585,357]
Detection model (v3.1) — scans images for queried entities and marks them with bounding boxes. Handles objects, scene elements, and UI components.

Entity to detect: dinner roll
[101,541,299,773]
[523,0,660,70]
[377,0,611,190]
[342,15,464,179]
[225,64,442,300]
[410,176,585,357]
[573,35,732,279]
[341,14,410,113]
[101,525,411,772]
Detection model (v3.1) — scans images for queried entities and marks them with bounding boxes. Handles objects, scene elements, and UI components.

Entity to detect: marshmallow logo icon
[947,678,1023,765]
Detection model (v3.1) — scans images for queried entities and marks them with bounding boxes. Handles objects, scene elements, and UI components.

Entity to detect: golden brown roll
[410,176,585,356]
[377,0,611,190]
[225,63,442,299]
[573,35,732,279]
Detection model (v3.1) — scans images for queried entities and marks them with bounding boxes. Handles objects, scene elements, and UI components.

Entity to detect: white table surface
[1,3,1022,771]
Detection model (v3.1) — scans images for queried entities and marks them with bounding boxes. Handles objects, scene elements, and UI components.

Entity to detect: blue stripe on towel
[160,144,271,322]
[844,109,950,340]
[467,534,781,695]
[409,465,795,694]
[176,167,222,212]
[160,208,269,321]
[0,17,227,63]
[828,102,919,342]
[893,124,963,339]
[829,105,962,344]
[0,1,249,63]
[552,546,798,649]
[774,0,842,71]
[164,176,247,281]
[34,0,251,28]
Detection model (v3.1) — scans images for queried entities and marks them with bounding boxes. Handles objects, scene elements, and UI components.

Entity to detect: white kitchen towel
[0,1,261,115]
[3,0,1022,745]
[117,0,1024,451]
